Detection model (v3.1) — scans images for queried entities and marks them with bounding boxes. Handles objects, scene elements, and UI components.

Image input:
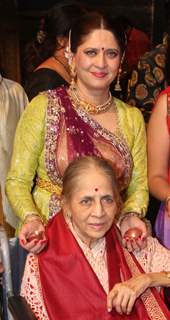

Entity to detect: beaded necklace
[68,83,113,115]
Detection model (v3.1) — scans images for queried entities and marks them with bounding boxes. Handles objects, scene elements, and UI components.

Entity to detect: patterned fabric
[6,86,148,231]
[21,254,49,320]
[134,236,170,274]
[127,43,167,122]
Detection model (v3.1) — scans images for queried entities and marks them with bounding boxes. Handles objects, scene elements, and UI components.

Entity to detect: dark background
[0,0,170,82]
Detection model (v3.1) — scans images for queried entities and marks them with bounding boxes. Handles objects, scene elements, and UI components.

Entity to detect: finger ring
[35,230,39,236]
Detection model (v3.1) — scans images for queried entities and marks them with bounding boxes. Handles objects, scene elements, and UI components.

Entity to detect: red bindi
[95,188,98,192]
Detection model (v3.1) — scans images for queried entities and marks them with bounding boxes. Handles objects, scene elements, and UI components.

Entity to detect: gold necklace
[68,83,113,115]
[53,55,70,74]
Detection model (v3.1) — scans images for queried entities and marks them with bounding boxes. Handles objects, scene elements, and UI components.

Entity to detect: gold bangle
[22,213,43,225]
[118,212,141,226]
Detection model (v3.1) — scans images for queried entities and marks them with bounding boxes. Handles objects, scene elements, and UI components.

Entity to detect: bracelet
[117,211,141,226]
[165,195,170,210]
[22,213,44,225]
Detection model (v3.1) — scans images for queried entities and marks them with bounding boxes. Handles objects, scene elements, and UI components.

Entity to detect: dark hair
[62,156,121,211]
[71,12,126,55]
[25,2,86,73]
[113,16,132,32]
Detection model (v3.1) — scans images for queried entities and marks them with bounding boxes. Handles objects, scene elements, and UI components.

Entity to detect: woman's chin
[87,224,110,239]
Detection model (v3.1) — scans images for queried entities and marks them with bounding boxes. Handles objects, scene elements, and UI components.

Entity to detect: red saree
[38,213,170,319]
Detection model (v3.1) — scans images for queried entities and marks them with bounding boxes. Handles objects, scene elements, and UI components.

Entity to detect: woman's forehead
[71,170,113,193]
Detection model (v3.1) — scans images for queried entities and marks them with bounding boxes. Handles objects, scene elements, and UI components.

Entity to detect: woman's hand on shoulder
[19,218,47,254]
[120,215,148,252]
[107,274,150,315]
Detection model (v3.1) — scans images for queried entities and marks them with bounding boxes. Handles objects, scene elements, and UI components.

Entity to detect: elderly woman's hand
[107,274,150,315]
[120,215,148,252]
[19,218,47,254]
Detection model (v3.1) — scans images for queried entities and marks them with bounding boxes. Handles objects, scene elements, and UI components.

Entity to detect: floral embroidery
[45,89,63,187]
[123,238,169,320]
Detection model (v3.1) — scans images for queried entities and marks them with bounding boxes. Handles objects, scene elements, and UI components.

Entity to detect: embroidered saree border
[124,249,167,320]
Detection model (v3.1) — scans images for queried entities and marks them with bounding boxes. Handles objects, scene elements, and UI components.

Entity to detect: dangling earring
[114,66,122,92]
[70,63,76,86]
[64,46,73,65]
[114,51,125,92]
[64,30,76,85]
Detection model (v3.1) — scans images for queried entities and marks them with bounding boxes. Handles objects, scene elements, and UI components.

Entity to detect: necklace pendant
[68,83,113,115]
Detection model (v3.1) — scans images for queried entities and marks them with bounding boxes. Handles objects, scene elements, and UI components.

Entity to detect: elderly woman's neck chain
[68,82,113,115]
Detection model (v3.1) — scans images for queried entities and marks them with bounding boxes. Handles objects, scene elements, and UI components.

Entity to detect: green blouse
[6,91,148,230]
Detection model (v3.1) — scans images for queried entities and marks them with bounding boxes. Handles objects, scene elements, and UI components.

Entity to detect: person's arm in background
[147,93,170,213]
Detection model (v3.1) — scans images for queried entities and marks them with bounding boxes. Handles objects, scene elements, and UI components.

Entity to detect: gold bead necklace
[68,83,113,115]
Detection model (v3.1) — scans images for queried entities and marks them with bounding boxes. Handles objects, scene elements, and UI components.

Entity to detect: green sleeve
[122,108,148,217]
[6,94,48,222]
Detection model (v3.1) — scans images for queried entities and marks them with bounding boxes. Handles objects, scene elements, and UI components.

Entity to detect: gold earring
[70,63,76,86]
[70,63,76,78]
[66,211,72,219]
[114,66,122,92]
[114,52,125,92]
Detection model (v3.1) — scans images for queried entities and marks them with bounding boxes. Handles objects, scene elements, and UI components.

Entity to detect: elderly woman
[6,12,148,253]
[21,156,170,320]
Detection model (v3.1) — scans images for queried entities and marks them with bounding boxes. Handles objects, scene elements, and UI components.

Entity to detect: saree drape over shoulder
[6,86,148,229]
[21,213,170,320]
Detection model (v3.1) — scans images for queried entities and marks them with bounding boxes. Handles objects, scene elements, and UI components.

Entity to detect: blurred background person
[117,16,151,74]
[24,1,86,101]
[112,16,152,102]
[127,34,168,123]
[0,72,28,232]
